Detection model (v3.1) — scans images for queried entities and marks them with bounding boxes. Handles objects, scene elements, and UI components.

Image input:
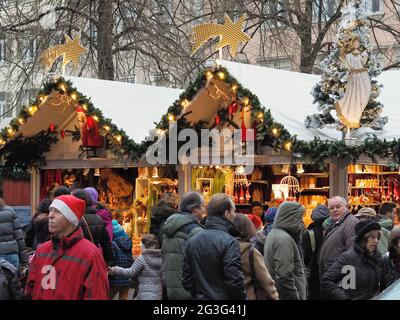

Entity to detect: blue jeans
[0,253,19,270]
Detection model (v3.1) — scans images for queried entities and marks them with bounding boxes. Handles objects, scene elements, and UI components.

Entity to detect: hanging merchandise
[234,184,239,203]
[239,184,244,204]
[245,185,251,202]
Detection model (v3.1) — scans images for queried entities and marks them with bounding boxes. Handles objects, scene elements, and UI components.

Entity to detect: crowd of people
[1,186,400,300]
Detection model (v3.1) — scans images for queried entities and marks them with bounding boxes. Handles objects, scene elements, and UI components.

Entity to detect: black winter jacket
[79,207,115,266]
[302,221,325,300]
[0,206,28,267]
[381,254,400,290]
[182,215,246,300]
[321,242,382,300]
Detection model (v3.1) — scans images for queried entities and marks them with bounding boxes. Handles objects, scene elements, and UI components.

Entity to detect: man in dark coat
[321,219,382,300]
[182,193,246,300]
[319,196,359,278]
[162,191,205,300]
[302,205,330,300]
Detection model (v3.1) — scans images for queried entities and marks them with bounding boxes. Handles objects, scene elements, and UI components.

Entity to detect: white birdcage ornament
[280,174,300,197]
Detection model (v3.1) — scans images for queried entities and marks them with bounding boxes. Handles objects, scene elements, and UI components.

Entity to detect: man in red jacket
[25,195,109,300]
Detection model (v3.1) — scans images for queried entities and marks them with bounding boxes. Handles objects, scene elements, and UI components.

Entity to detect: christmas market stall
[0,75,181,253]
[145,60,341,226]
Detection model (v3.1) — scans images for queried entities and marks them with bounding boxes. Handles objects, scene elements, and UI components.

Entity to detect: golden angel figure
[335,36,371,128]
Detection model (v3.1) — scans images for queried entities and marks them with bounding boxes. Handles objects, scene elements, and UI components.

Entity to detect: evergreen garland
[2,64,400,174]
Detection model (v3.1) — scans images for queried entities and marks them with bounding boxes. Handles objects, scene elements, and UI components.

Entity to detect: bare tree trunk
[97,0,114,80]
[299,1,313,74]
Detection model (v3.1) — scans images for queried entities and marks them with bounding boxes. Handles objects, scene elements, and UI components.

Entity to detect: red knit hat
[248,214,262,229]
[50,195,86,226]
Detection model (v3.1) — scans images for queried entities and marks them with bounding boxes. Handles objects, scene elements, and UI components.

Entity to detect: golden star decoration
[41,34,88,70]
[192,14,251,58]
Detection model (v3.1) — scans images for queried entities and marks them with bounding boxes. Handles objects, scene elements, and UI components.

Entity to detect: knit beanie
[112,219,127,239]
[311,205,330,222]
[264,207,277,224]
[84,187,99,203]
[248,214,262,230]
[49,195,85,227]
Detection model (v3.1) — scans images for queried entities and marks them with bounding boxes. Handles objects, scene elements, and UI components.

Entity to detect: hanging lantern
[61,130,66,139]
[49,123,55,132]
[215,115,221,125]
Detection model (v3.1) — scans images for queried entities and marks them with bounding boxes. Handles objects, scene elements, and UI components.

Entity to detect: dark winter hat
[355,219,381,243]
[38,199,52,214]
[311,205,330,222]
[251,201,264,210]
[53,186,71,198]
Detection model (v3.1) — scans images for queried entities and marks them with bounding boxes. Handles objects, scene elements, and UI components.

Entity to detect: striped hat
[50,195,86,226]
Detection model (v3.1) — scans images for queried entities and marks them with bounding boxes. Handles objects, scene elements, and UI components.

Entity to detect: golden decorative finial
[191,14,251,58]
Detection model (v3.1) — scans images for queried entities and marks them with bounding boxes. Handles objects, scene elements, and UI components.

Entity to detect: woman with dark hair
[233,212,278,300]
[251,201,266,225]
[72,189,115,266]
[382,227,400,290]
[25,199,53,250]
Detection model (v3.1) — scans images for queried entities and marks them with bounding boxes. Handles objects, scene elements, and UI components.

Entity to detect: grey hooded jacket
[113,249,163,300]
[0,206,28,267]
[264,202,307,300]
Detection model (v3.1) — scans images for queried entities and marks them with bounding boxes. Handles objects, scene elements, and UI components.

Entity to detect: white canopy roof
[65,77,182,143]
[2,63,398,144]
[220,60,400,142]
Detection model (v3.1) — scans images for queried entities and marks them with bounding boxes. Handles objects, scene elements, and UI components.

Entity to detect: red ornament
[49,123,55,132]
[215,115,221,125]
[61,130,65,139]
[231,102,239,113]
[228,102,239,114]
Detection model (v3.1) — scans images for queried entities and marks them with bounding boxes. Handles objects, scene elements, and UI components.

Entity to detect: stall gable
[0,76,143,174]
[150,64,295,162]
